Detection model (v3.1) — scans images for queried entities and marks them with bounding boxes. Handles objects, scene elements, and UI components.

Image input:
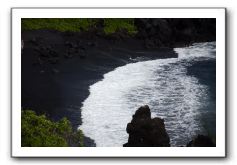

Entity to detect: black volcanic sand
[21,30,178,146]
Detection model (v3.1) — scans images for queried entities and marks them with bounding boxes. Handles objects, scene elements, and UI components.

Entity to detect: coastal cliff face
[124,105,215,147]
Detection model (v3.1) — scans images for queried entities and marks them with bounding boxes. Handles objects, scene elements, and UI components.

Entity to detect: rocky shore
[21,29,177,126]
[21,30,177,146]
[134,18,216,48]
[21,18,216,146]
[123,105,215,147]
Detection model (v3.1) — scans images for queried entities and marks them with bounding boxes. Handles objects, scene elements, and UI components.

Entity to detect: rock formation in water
[186,134,216,147]
[123,105,216,147]
[123,105,170,147]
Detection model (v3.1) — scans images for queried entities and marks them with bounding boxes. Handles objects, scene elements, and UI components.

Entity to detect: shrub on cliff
[21,110,84,147]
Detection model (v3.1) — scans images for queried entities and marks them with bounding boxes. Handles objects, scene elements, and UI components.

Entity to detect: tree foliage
[21,110,84,147]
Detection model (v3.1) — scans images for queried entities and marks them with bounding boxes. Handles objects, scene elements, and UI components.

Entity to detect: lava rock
[87,41,97,47]
[65,41,74,48]
[64,52,73,59]
[134,18,216,48]
[52,68,60,74]
[187,135,216,147]
[29,37,43,46]
[123,105,170,147]
[49,49,58,57]
[48,57,59,64]
[79,52,86,59]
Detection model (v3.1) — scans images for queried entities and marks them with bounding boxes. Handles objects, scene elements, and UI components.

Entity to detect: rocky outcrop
[187,134,215,147]
[123,105,216,147]
[134,18,216,48]
[123,105,170,147]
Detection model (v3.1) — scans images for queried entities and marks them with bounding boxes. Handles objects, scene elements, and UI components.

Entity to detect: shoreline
[79,42,216,147]
[21,30,178,146]
[21,28,215,146]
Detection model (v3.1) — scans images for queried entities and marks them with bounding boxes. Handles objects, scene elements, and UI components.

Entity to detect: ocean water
[79,42,216,147]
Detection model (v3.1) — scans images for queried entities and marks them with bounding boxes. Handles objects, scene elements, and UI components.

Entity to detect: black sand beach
[21,18,216,146]
[21,30,178,146]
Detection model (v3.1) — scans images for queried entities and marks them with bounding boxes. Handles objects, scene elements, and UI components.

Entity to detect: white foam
[79,42,216,147]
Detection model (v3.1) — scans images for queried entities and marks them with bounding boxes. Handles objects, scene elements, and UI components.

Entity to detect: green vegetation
[103,19,137,34]
[21,18,137,35]
[21,18,97,32]
[21,110,84,147]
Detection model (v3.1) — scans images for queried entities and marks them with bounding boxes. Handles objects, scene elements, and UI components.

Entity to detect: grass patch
[21,110,84,147]
[21,18,137,35]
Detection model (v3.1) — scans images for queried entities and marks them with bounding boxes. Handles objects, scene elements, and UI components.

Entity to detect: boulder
[123,105,170,147]
[187,134,215,147]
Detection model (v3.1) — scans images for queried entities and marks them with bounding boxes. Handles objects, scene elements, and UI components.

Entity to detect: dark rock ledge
[123,105,215,147]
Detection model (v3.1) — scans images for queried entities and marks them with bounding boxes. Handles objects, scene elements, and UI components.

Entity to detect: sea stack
[123,105,170,147]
